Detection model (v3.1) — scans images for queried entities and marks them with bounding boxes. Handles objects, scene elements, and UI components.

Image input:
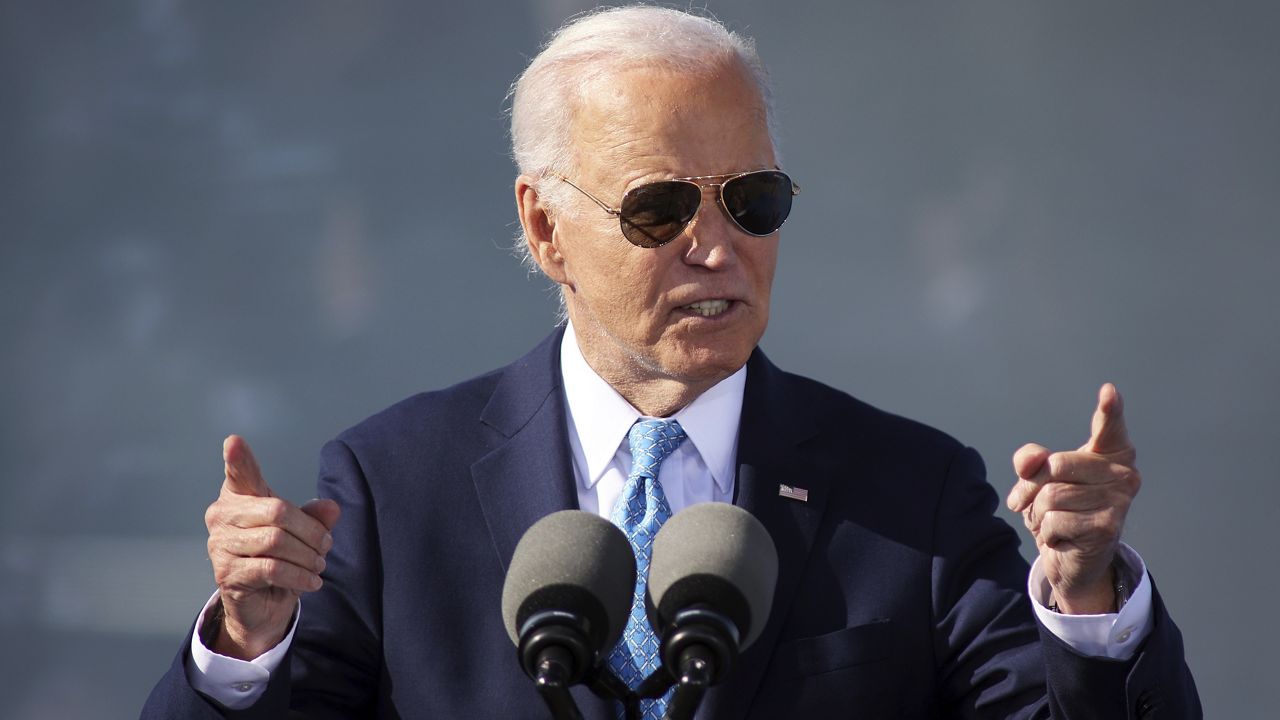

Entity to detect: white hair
[508,5,777,279]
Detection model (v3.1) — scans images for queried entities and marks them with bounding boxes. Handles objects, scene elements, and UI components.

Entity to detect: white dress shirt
[188,323,1154,708]
[559,321,742,516]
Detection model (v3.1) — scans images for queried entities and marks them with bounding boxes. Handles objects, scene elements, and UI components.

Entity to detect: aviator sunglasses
[550,169,800,248]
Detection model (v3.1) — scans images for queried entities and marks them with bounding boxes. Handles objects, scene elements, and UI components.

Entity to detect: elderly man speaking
[144,6,1200,719]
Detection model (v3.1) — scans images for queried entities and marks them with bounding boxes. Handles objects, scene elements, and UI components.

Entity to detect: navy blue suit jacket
[144,328,1200,718]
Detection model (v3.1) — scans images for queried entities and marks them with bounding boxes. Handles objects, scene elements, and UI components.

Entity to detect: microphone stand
[528,653,641,720]
[586,664,640,720]
[628,652,713,720]
[657,606,741,720]
[523,604,741,720]
[552,649,721,720]
[531,645,585,720]
[519,611,597,720]
[663,650,713,720]
[588,661,680,720]
[633,666,675,720]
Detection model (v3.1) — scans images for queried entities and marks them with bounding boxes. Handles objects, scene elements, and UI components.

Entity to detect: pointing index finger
[223,435,273,498]
[1085,383,1131,456]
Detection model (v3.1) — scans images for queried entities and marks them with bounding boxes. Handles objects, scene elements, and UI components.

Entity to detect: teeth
[684,299,730,317]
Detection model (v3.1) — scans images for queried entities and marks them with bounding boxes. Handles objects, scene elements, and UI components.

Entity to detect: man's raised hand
[204,435,341,659]
[1006,383,1141,614]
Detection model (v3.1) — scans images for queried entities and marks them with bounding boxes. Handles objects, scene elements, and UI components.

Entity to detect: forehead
[567,58,774,186]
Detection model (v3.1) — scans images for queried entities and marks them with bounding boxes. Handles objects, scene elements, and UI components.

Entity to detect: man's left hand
[1006,383,1141,614]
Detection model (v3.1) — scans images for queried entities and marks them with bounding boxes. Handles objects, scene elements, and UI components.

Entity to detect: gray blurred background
[2,0,1276,716]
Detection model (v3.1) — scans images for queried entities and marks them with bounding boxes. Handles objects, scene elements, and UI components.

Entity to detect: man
[144,6,1200,718]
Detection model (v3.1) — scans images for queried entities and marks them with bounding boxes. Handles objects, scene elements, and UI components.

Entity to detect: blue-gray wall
[2,1,1276,716]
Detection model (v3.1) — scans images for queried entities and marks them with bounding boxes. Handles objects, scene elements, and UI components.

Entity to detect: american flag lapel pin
[778,484,809,502]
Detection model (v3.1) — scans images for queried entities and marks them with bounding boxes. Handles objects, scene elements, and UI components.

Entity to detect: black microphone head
[648,503,778,650]
[501,510,636,655]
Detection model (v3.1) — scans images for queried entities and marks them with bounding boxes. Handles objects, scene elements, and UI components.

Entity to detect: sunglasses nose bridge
[689,181,731,225]
[668,181,720,237]
[682,183,745,259]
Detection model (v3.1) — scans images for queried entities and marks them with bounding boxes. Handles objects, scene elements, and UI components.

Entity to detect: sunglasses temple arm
[549,173,622,216]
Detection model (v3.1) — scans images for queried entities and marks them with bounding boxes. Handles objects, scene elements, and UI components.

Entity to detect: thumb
[222,435,273,498]
[301,498,342,532]
[1085,383,1132,455]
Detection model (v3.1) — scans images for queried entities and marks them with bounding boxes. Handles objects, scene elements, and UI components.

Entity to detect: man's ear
[515,176,569,285]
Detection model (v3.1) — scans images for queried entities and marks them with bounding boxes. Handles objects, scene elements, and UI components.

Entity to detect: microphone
[501,510,636,719]
[645,503,779,718]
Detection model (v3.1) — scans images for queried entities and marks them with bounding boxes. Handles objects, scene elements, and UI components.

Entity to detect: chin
[663,342,755,385]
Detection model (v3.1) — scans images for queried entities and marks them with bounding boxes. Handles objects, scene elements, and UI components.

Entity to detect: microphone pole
[518,610,589,720]
[585,663,641,720]
[532,650,583,720]
[633,605,739,720]
[665,656,711,720]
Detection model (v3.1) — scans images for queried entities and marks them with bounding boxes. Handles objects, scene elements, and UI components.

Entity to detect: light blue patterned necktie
[608,419,687,720]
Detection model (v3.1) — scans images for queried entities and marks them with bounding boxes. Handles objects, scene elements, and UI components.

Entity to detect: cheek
[556,219,615,288]
[747,241,780,289]
[566,243,645,308]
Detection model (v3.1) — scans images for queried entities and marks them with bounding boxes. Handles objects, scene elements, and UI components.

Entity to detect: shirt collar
[559,322,745,495]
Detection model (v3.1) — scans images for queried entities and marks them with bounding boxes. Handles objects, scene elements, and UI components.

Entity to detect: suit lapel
[470,327,579,573]
[704,349,828,720]
[469,327,620,720]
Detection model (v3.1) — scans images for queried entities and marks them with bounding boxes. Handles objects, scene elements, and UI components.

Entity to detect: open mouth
[681,299,732,317]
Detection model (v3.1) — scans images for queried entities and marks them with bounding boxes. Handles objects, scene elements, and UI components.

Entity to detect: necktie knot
[627,419,687,481]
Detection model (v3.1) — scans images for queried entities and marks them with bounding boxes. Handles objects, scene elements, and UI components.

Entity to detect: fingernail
[311,575,323,591]
[315,556,327,573]
[321,533,333,553]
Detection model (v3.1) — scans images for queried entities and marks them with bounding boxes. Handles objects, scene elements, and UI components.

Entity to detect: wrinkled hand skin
[1006,384,1141,615]
[203,435,342,659]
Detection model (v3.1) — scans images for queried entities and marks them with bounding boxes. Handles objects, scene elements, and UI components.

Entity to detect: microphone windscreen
[648,503,778,650]
[501,510,636,654]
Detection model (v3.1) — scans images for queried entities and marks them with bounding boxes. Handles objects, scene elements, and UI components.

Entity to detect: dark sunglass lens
[619,181,701,248]
[722,171,794,236]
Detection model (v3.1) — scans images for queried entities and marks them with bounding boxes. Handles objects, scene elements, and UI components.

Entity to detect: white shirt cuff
[185,590,300,710]
[1028,542,1154,660]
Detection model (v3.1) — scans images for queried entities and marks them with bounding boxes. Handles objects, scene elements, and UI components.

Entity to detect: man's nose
[681,187,738,269]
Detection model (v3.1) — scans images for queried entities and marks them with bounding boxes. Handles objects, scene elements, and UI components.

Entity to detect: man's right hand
[204,435,341,660]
